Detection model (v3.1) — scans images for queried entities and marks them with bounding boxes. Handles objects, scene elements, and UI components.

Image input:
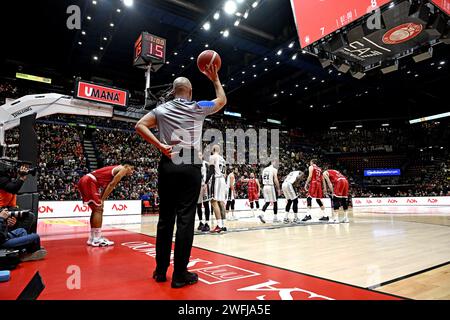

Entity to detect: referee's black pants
[155,155,201,278]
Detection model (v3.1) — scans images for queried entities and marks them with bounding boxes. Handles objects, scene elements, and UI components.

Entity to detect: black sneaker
[197,222,204,231]
[171,271,199,288]
[319,216,329,222]
[221,227,227,232]
[202,223,210,232]
[152,270,167,282]
[302,215,312,222]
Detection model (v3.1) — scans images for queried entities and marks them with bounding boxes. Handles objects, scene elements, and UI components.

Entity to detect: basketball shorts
[334,178,349,198]
[263,185,277,203]
[308,181,323,199]
[77,175,102,207]
[248,191,259,203]
[211,176,227,202]
[282,182,297,200]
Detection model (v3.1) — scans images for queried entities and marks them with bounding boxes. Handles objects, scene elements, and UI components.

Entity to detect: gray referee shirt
[149,98,215,151]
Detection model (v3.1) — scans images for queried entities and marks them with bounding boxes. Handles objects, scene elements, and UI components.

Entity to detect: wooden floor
[119,206,450,300]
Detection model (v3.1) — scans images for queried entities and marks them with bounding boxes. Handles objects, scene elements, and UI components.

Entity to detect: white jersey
[210,153,226,178]
[284,171,301,185]
[262,165,277,186]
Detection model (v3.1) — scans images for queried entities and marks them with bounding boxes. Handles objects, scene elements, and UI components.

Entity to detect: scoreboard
[291,0,394,48]
[133,32,166,70]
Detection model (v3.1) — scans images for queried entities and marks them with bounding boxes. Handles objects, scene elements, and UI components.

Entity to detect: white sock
[294,212,298,219]
[218,219,223,228]
[306,207,311,217]
[91,228,101,239]
[344,211,348,219]
[284,212,289,220]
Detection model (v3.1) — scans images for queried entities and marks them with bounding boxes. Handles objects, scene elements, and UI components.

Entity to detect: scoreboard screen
[430,0,450,15]
[291,0,394,48]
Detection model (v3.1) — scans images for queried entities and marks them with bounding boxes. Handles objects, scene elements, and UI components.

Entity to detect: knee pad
[342,198,349,211]
[250,201,254,209]
[293,199,298,213]
[333,197,341,210]
[231,200,235,210]
[316,199,323,208]
[306,197,312,207]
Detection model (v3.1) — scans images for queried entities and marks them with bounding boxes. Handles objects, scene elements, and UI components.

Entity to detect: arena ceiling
[1,0,449,129]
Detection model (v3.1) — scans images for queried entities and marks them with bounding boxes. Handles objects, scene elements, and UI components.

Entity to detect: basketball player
[240,172,261,217]
[225,167,238,221]
[206,145,227,233]
[303,159,328,222]
[322,169,350,223]
[77,164,134,246]
[281,169,303,223]
[258,159,281,224]
[135,63,227,288]
[196,152,211,232]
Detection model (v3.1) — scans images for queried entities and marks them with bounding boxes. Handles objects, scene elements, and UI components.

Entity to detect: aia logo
[39,206,54,213]
[73,204,91,213]
[366,200,372,204]
[407,199,417,204]
[388,199,398,204]
[376,199,382,203]
[355,200,361,204]
[112,204,128,211]
[428,198,438,204]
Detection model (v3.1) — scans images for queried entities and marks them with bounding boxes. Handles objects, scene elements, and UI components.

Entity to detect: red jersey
[91,165,118,188]
[327,170,346,185]
[310,164,322,184]
[248,178,258,195]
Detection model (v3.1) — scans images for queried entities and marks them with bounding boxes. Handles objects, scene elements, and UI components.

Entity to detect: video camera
[0,158,37,177]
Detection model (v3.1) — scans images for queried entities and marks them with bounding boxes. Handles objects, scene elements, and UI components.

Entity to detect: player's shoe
[341,218,350,223]
[221,227,228,232]
[301,215,312,222]
[293,217,301,224]
[319,216,329,222]
[197,222,204,231]
[211,226,222,233]
[283,218,290,224]
[202,223,210,232]
[258,214,266,224]
[87,237,115,247]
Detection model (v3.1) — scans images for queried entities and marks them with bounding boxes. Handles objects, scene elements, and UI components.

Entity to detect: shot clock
[133,32,167,71]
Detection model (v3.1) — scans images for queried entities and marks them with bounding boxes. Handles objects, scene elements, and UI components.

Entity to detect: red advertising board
[291,0,394,48]
[75,80,129,108]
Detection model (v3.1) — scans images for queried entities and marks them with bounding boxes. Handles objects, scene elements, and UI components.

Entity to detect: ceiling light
[181,65,185,68]
[87,16,91,20]
[235,12,242,17]
[172,73,175,77]
[273,94,278,97]
[288,42,294,48]
[78,41,82,45]
[382,123,390,127]
[123,0,134,7]
[277,49,282,56]
[252,1,258,8]
[264,68,268,71]
[281,91,284,94]
[242,81,245,84]
[116,8,121,13]
[93,55,98,61]
[223,29,230,38]
[310,105,314,108]
[304,87,308,90]
[291,54,297,60]
[103,37,107,41]
[166,61,170,64]
[295,84,299,87]
[100,46,104,50]
[252,65,256,68]
[92,0,97,4]
[188,38,192,42]
[330,127,337,130]
[174,52,178,55]
[224,1,238,15]
[253,74,257,78]
[205,44,209,48]
[276,61,280,65]
[214,11,220,20]
[312,77,316,80]
[81,31,86,35]
[321,80,325,83]
[243,10,249,19]
[203,21,211,31]
[264,57,268,61]
[110,23,114,27]
[231,78,234,81]
[190,57,194,60]
[440,61,446,65]
[234,19,240,27]
[242,71,245,74]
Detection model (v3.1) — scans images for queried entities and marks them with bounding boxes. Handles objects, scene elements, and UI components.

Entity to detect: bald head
[173,77,192,100]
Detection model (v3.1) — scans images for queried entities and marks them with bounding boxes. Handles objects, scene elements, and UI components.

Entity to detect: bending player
[225,167,238,221]
[322,169,350,223]
[303,159,328,222]
[206,145,227,233]
[258,159,281,224]
[240,172,261,217]
[281,169,303,223]
[196,152,211,232]
[77,164,134,246]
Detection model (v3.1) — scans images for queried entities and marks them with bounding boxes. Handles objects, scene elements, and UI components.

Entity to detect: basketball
[197,50,221,74]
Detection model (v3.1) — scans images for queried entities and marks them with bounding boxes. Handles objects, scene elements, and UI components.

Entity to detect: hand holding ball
[197,50,221,81]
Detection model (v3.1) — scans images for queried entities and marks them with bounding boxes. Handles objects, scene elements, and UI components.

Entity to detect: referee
[135,64,226,288]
